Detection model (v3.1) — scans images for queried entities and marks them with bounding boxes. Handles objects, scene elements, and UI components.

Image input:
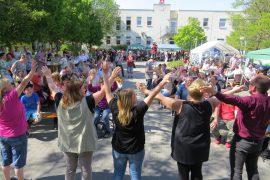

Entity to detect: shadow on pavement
[28,131,57,141]
[36,171,177,180]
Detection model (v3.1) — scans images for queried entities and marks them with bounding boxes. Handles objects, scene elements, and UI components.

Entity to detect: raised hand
[200,85,216,96]
[136,82,146,91]
[111,67,121,79]
[136,82,149,95]
[161,72,172,84]
[30,60,38,73]
[41,66,52,77]
[102,61,110,75]
[232,85,245,93]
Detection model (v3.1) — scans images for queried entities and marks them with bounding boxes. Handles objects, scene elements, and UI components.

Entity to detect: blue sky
[115,0,240,11]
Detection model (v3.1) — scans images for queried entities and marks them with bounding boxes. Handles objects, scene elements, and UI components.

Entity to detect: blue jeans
[0,134,28,169]
[127,66,133,74]
[93,107,111,132]
[146,79,152,90]
[112,149,145,180]
[161,89,170,97]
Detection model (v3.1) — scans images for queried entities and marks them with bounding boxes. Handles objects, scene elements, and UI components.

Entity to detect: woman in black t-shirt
[138,79,219,180]
[102,61,171,180]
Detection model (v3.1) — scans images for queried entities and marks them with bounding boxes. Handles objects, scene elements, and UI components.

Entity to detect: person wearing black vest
[102,61,171,180]
[137,79,219,180]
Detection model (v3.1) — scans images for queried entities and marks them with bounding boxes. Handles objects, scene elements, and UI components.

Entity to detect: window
[116,18,121,30]
[106,36,111,44]
[170,20,177,34]
[136,37,141,44]
[137,17,142,27]
[146,37,151,45]
[116,36,121,45]
[126,36,131,45]
[147,17,152,26]
[126,17,131,30]
[203,18,209,27]
[219,19,226,28]
[217,38,225,41]
[169,38,174,44]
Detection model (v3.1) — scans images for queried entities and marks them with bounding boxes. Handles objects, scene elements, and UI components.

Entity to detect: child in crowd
[211,101,237,148]
[51,72,64,93]
[20,83,41,125]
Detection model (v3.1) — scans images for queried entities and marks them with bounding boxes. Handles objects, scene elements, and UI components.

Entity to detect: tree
[0,0,34,46]
[92,0,119,35]
[0,0,118,52]
[227,0,270,50]
[173,18,206,50]
[62,0,103,54]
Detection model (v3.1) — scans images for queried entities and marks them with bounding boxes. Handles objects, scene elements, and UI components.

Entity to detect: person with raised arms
[102,61,171,180]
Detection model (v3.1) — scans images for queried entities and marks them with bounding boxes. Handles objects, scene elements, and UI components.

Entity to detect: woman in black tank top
[138,79,219,180]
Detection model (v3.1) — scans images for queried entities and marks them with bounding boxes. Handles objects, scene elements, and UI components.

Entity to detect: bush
[60,43,71,52]
[112,44,128,50]
[167,60,185,68]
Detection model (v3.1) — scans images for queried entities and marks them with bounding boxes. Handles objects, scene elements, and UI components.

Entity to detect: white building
[104,2,241,47]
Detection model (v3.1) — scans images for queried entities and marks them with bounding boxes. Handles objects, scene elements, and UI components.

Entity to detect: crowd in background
[0,45,269,180]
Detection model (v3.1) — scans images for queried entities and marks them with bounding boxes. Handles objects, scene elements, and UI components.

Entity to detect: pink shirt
[0,89,27,137]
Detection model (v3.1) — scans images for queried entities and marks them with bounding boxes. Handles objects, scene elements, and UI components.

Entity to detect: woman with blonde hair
[102,61,171,180]
[42,65,121,180]
[138,79,219,180]
[0,61,37,180]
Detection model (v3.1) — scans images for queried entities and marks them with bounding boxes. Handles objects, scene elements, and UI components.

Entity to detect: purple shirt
[88,82,118,109]
[215,92,270,140]
[0,89,27,137]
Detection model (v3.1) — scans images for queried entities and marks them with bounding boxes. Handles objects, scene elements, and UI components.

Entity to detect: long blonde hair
[117,89,135,126]
[61,80,84,109]
[187,79,207,102]
[0,78,10,105]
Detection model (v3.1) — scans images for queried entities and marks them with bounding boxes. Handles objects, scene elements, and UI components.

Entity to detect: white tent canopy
[190,41,240,64]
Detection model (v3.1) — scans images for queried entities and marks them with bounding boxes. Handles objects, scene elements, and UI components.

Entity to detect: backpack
[95,121,107,138]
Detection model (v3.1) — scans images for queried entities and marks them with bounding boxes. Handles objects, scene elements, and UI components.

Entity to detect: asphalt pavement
[2,61,270,180]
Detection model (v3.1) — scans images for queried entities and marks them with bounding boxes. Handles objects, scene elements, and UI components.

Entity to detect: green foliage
[60,43,71,52]
[227,0,270,50]
[112,44,128,50]
[167,60,185,68]
[173,18,206,50]
[93,0,119,35]
[0,0,33,45]
[0,0,119,51]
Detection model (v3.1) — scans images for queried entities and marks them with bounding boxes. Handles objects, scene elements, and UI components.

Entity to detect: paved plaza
[2,62,270,180]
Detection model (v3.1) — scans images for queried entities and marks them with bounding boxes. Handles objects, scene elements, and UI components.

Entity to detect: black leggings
[177,162,203,180]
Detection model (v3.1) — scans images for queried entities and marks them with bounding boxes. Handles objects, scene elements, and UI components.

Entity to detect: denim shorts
[25,110,40,121]
[0,134,28,169]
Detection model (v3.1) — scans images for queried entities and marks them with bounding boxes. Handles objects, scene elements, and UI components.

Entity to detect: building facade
[103,2,241,47]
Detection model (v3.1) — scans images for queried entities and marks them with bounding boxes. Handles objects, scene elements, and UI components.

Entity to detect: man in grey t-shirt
[145,58,156,90]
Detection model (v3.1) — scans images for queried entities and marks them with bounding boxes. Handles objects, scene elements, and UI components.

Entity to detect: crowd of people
[0,45,269,180]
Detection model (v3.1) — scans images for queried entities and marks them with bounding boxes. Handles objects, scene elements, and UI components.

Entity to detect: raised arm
[10,61,16,75]
[200,85,248,109]
[137,83,183,113]
[16,61,37,96]
[41,66,59,98]
[102,62,121,103]
[142,73,171,106]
